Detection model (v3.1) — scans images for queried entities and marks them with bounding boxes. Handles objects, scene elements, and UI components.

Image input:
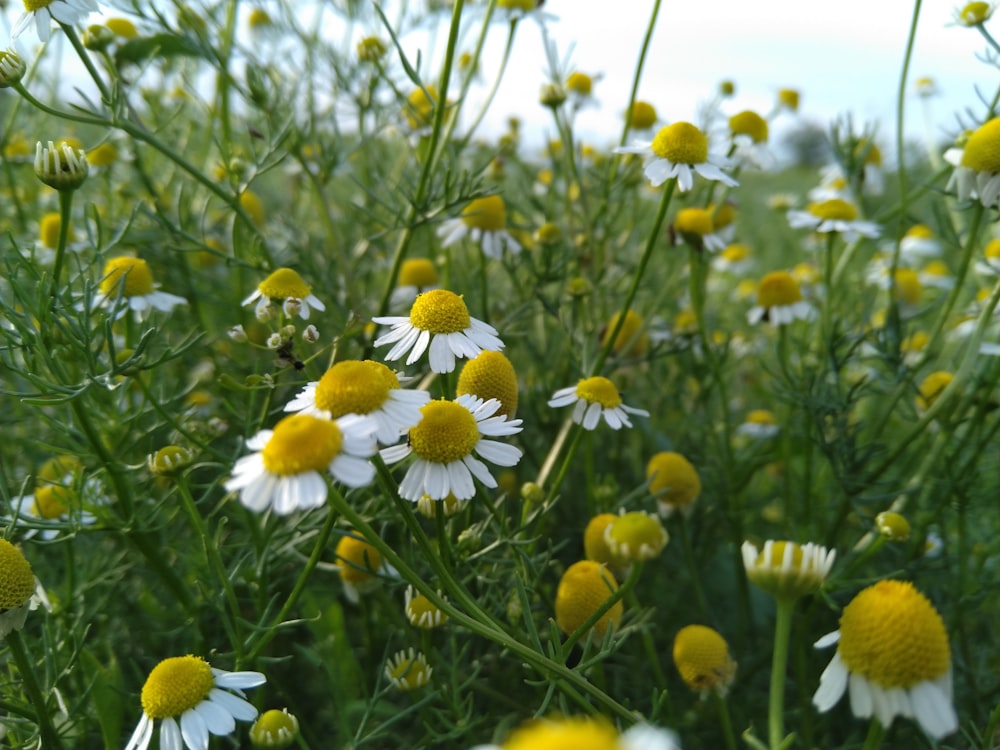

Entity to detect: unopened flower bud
[0,49,26,89]
[228,324,248,342]
[302,324,319,343]
[539,83,567,109]
[249,708,299,749]
[35,140,89,191]
[255,302,273,322]
[82,24,115,51]
[280,324,296,338]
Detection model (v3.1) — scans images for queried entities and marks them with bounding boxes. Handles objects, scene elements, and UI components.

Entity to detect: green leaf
[114,34,206,66]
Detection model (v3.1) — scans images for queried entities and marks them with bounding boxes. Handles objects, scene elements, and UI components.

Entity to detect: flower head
[405,585,448,628]
[548,376,649,431]
[13,0,99,42]
[742,540,835,601]
[916,370,953,411]
[385,648,432,691]
[373,290,504,374]
[476,715,680,750]
[736,409,780,439]
[242,268,325,321]
[457,350,519,418]
[224,413,377,515]
[583,513,620,568]
[249,708,299,749]
[673,624,737,697]
[615,121,738,192]
[955,1,994,25]
[124,656,265,750]
[438,195,522,259]
[601,310,650,358]
[899,224,942,259]
[777,88,800,112]
[95,256,187,319]
[0,49,26,88]
[627,100,658,130]
[554,560,623,638]
[380,395,523,501]
[946,117,1000,209]
[391,258,439,307]
[646,452,701,516]
[283,360,430,445]
[813,580,956,739]
[604,511,669,564]
[333,530,387,602]
[787,199,881,240]
[674,207,726,252]
[0,539,45,639]
[875,511,910,541]
[35,139,89,191]
[747,271,814,326]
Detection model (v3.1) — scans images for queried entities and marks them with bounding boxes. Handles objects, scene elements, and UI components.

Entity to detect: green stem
[6,631,65,750]
[861,718,885,750]
[713,691,738,750]
[540,422,585,508]
[768,598,794,750]
[47,189,75,309]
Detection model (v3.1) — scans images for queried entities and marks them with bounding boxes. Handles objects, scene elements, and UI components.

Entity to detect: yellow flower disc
[646,452,701,509]
[892,268,922,306]
[335,533,382,584]
[314,360,395,417]
[140,656,215,719]
[503,717,621,750]
[601,310,649,358]
[651,122,708,165]
[261,415,342,475]
[838,580,950,687]
[917,371,953,410]
[409,290,471,334]
[675,208,714,237]
[554,560,623,638]
[99,257,155,297]
[405,86,439,129]
[386,650,431,690]
[756,271,803,308]
[778,88,800,111]
[406,591,448,628]
[408,400,480,463]
[499,0,537,9]
[710,202,737,229]
[250,709,299,748]
[606,511,668,562]
[240,190,265,226]
[87,143,118,167]
[0,540,35,610]
[627,101,658,130]
[729,110,769,143]
[105,17,138,37]
[905,224,934,240]
[566,72,593,96]
[985,239,1000,259]
[807,199,858,222]
[960,117,1000,173]
[875,512,910,541]
[257,268,312,300]
[673,624,737,693]
[31,485,72,519]
[461,195,507,232]
[745,409,776,426]
[39,212,73,248]
[398,258,438,288]
[37,456,83,485]
[583,513,619,566]
[721,244,750,263]
[457,351,519,418]
[574,377,622,409]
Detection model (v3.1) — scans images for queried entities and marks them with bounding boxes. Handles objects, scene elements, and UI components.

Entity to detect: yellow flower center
[456,351,519,418]
[140,656,215,719]
[746,409,776,425]
[409,290,471,334]
[406,592,448,628]
[499,0,536,9]
[756,271,803,308]
[892,268,922,305]
[984,239,1000,259]
[39,212,74,249]
[250,709,299,747]
[87,143,118,167]
[148,445,194,476]
[37,456,82,484]
[875,512,911,541]
[756,540,802,568]
[261,415,342,476]
[601,310,648,358]
[959,1,993,24]
[0,539,35,610]
[386,650,431,690]
[583,513,619,566]
[917,371,953,410]
[23,0,56,11]
[314,360,396,417]
[855,139,882,166]
[674,208,714,237]
[606,512,668,561]
[778,88,800,111]
[99,257,155,297]
[729,110,769,143]
[902,331,929,353]
[257,267,312,301]
[504,717,621,750]
[838,580,950,687]
[335,533,382,583]
[31,485,73,519]
[807,199,858,222]
[960,117,1000,173]
[651,122,708,164]
[461,195,507,231]
[923,261,949,277]
[673,624,737,693]
[106,17,138,38]
[405,86,439,129]
[398,258,438,288]
[555,560,623,638]
[709,201,736,229]
[721,243,750,262]
[574,377,621,408]
[566,72,593,96]
[408,400,480,464]
[646,451,701,508]
[627,101,658,130]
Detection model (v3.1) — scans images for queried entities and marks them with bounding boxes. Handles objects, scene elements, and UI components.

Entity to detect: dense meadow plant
[0,1,998,748]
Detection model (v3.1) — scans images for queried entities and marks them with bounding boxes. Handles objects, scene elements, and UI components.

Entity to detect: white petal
[380,443,413,464]
[331,455,375,488]
[474,439,522,467]
[582,402,603,430]
[124,713,153,750]
[447,460,476,498]
[428,333,456,373]
[213,670,267,690]
[644,159,672,187]
[813,651,849,712]
[425,462,450,499]
[193,699,234,736]
[207,688,258,722]
[909,680,958,739]
[159,717,183,750]
[407,329,432,366]
[848,672,874,720]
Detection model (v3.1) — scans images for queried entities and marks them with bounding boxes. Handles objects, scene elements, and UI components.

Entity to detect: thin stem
[768,598,794,750]
[48,189,75,308]
[7,631,65,750]
[713,692,738,750]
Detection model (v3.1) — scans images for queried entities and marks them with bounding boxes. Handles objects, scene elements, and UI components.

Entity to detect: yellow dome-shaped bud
[601,309,649,358]
[457,350,519,418]
[0,540,35,610]
[335,532,382,584]
[554,560,623,638]
[627,100,658,130]
[141,656,215,719]
[583,513,619,566]
[673,624,737,696]
[249,708,299,749]
[729,110,768,143]
[916,371,953,411]
[875,511,910,541]
[960,117,1000,174]
[646,452,701,513]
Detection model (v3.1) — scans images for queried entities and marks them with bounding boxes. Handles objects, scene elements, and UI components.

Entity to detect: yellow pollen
[554,560,623,638]
[722,243,750,262]
[335,533,382,584]
[460,195,507,231]
[674,208,714,237]
[409,400,480,464]
[140,656,215,719]
[31,485,72,519]
[99,257,155,297]
[499,0,536,9]
[729,110,769,143]
[408,290,471,334]
[960,117,1000,173]
[756,271,803,308]
[905,224,934,239]
[503,717,621,750]
[627,101,658,130]
[39,212,74,248]
[647,452,701,508]
[261,414,342,475]
[457,351,519,418]
[398,258,438,288]
[574,376,622,408]
[808,199,858,221]
[0,539,35,610]
[673,624,737,694]
[651,121,708,164]
[984,239,1000,259]
[314,360,394,417]
[257,268,312,300]
[917,371,953,410]
[838,580,950,687]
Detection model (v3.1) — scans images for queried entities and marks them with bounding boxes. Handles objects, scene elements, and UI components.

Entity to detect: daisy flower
[899,224,942,260]
[93,256,187,319]
[787,199,881,241]
[10,479,99,541]
[548,376,649,430]
[33,210,90,265]
[712,243,754,275]
[224,413,377,515]
[976,238,1000,277]
[13,0,100,43]
[626,100,659,131]
[604,510,669,564]
[945,117,1000,209]
[735,409,780,439]
[813,580,957,739]
[742,540,835,601]
[647,451,701,517]
[747,271,815,326]
[673,207,727,252]
[673,624,737,698]
[437,195,522,260]
[615,121,738,192]
[728,109,775,169]
[334,530,392,603]
[380,394,523,501]
[390,257,439,308]
[495,0,558,23]
[405,584,448,629]
[456,350,519,418]
[242,267,325,321]
[283,360,429,445]
[372,289,504,374]
[123,656,265,750]
[470,715,680,750]
[0,539,47,639]
[554,560,623,638]
[385,649,433,691]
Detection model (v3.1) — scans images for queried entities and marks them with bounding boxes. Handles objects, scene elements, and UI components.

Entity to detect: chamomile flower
[946,117,1000,209]
[123,656,265,750]
[380,395,523,501]
[615,121,738,192]
[224,413,378,515]
[249,709,299,749]
[601,309,650,358]
[736,409,780,439]
[0,539,46,639]
[242,268,326,321]
[742,540,835,601]
[919,260,955,289]
[373,289,505,374]
[10,475,99,540]
[437,195,522,259]
[495,0,557,23]
[673,625,737,698]
[712,243,754,275]
[334,531,390,603]
[404,585,448,628]
[604,511,669,564]
[390,257,439,308]
[384,649,432,691]
[787,199,881,241]
[728,109,775,169]
[899,224,942,260]
[747,271,815,326]
[283,360,430,445]
[554,560,623,638]
[812,580,957,739]
[626,100,659,131]
[456,350,519,418]
[471,715,680,750]
[93,256,187,319]
[646,451,701,516]
[13,0,100,44]
[673,207,727,252]
[548,376,649,431]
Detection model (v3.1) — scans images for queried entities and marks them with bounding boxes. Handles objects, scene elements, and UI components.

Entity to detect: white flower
[12,0,99,43]
[945,117,1000,209]
[438,195,522,260]
[616,121,737,192]
[747,271,816,327]
[92,256,186,320]
[380,394,522,501]
[787,199,881,241]
[548,375,649,431]
[241,267,325,321]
